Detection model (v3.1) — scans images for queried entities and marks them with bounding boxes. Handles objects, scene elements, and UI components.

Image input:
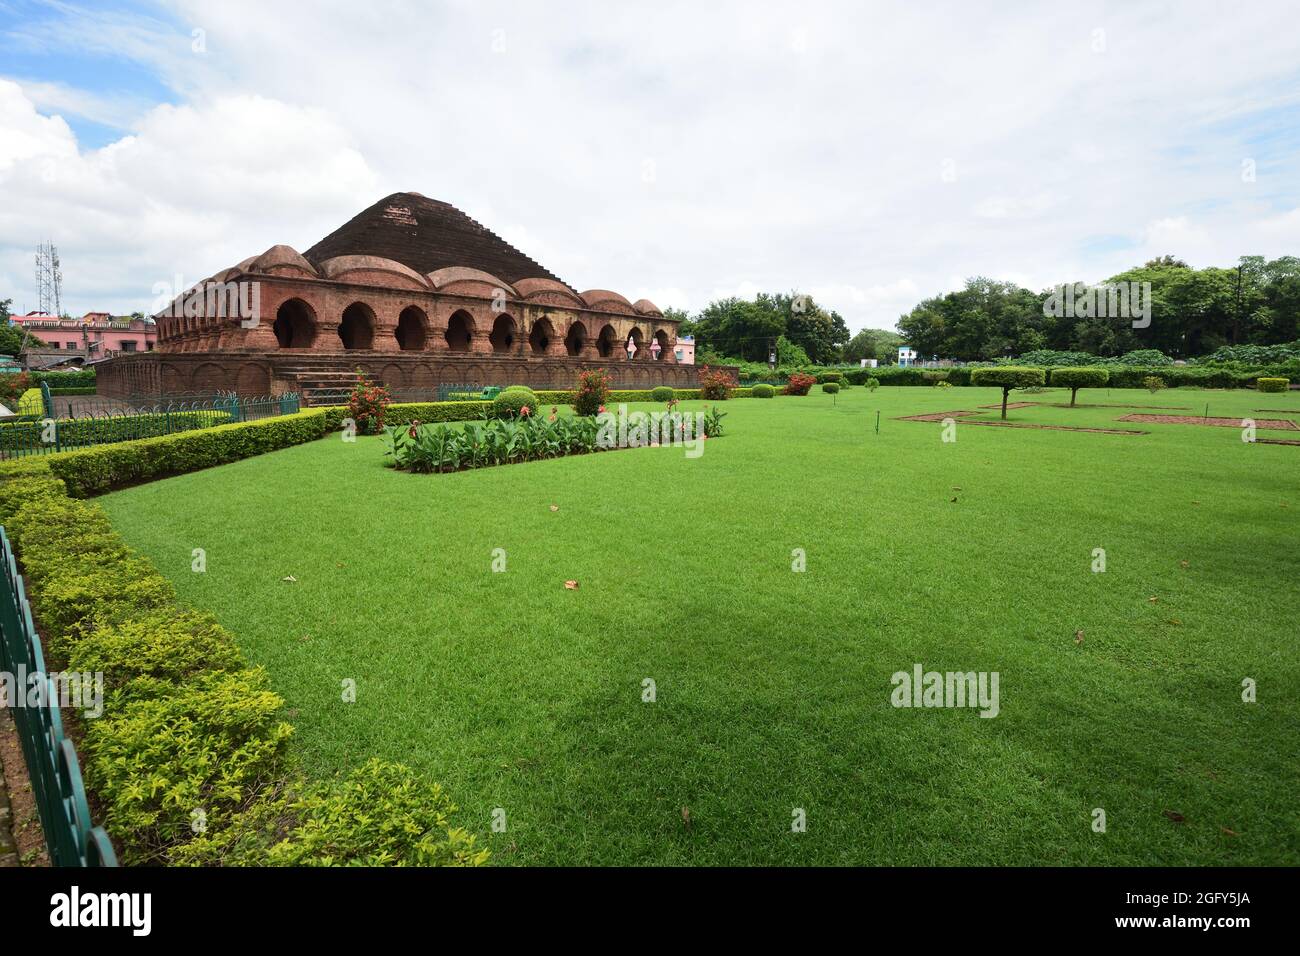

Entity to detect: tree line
[896,256,1300,362]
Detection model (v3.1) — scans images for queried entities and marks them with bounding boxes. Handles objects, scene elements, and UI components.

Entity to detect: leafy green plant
[573,369,611,416]
[822,382,840,394]
[347,370,391,435]
[970,367,1047,418]
[491,386,538,420]
[867,377,880,391]
[752,383,776,398]
[703,406,726,437]
[1257,377,1289,393]
[650,385,674,402]
[1143,375,1167,393]
[1049,366,1110,406]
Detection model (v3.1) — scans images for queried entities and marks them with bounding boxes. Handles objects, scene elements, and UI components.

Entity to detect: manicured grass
[98,386,1300,866]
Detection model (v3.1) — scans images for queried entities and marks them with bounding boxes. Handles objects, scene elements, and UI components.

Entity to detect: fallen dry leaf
[1179,560,1189,569]
[549,504,559,512]
[282,575,297,583]
[950,496,958,503]
[1074,630,1084,645]
[1148,596,1159,604]
[1162,809,1186,823]
[564,580,579,590]
[1220,826,1239,837]
[681,806,691,829]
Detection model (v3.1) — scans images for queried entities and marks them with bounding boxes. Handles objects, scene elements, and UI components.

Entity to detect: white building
[897,345,918,368]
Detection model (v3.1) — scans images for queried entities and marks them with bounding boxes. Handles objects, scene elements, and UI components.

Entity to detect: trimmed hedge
[971,367,1046,418]
[43,410,328,496]
[752,384,776,398]
[1257,377,1289,393]
[0,459,488,867]
[490,387,538,419]
[0,409,219,452]
[1049,366,1110,405]
[650,386,674,402]
[822,382,840,394]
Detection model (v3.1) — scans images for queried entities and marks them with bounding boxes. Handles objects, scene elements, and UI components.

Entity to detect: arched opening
[653,329,672,361]
[489,314,516,353]
[596,324,617,358]
[626,326,645,359]
[395,306,427,351]
[445,310,473,352]
[529,316,556,354]
[338,302,375,350]
[565,321,588,357]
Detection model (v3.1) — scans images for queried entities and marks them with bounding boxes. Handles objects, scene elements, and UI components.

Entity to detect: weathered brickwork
[101,192,720,399]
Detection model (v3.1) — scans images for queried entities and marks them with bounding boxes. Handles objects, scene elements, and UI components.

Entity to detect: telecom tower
[35,240,63,317]
[27,240,64,357]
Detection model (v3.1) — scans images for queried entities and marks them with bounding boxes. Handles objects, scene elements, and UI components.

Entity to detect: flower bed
[385,406,726,473]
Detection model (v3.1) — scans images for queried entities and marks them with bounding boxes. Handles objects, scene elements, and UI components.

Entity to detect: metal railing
[1,392,300,459]
[0,528,117,866]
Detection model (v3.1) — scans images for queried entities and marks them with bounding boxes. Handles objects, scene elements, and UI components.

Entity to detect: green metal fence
[0,392,300,459]
[0,528,117,866]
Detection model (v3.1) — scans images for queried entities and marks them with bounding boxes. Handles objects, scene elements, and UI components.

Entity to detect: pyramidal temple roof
[303,192,572,291]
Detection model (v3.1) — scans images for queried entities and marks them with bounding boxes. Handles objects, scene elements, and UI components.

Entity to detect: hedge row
[33,410,328,496]
[0,409,218,452]
[27,370,96,388]
[0,450,488,866]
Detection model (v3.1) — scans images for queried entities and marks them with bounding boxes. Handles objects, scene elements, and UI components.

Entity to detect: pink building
[674,334,695,365]
[10,312,158,358]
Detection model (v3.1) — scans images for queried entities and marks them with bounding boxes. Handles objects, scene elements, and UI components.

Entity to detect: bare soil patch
[1118,414,1298,430]
[897,410,1145,435]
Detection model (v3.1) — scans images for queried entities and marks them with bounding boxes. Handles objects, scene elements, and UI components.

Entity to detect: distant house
[897,345,918,368]
[675,334,695,365]
[11,311,157,367]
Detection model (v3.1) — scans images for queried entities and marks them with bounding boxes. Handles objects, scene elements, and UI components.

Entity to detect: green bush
[67,609,245,704]
[1143,375,1167,393]
[29,369,95,388]
[1257,377,1289,393]
[490,386,538,419]
[650,386,674,402]
[815,371,846,384]
[44,410,327,496]
[822,382,840,394]
[0,409,220,452]
[867,377,880,391]
[971,367,1046,418]
[921,370,949,383]
[752,383,776,398]
[172,759,489,867]
[83,667,295,863]
[1049,366,1110,406]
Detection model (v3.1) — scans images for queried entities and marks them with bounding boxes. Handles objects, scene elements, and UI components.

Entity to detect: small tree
[970,367,1046,419]
[1049,366,1109,406]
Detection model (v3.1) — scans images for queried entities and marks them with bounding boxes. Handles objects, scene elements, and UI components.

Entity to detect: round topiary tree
[651,385,674,402]
[970,367,1046,419]
[491,386,538,419]
[822,382,840,394]
[1049,366,1110,407]
[751,383,776,398]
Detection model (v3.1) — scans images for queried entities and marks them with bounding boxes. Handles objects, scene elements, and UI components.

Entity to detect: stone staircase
[276,363,358,406]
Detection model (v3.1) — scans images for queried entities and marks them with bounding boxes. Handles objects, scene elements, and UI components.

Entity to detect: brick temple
[98,192,719,402]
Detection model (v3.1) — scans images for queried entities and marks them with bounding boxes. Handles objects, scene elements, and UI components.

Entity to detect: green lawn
[98,386,1300,865]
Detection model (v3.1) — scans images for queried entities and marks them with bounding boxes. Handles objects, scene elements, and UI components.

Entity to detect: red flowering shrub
[784,373,817,396]
[347,369,392,434]
[699,365,735,400]
[574,369,611,416]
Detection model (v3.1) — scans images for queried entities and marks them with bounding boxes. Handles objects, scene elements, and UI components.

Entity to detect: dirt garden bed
[897,410,1146,435]
[1117,414,1298,430]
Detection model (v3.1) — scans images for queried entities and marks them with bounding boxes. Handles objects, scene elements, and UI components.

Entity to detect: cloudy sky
[1,0,1298,331]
